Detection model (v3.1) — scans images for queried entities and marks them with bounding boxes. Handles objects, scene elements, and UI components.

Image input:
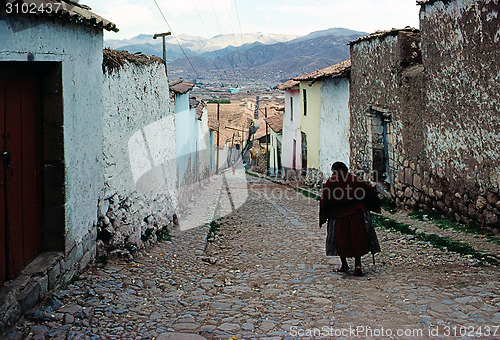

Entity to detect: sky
[83,0,421,41]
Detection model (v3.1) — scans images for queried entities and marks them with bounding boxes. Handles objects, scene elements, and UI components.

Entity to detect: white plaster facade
[102,59,177,250]
[0,15,105,253]
[269,129,283,176]
[281,89,302,174]
[319,77,351,180]
[197,105,212,181]
[174,92,197,188]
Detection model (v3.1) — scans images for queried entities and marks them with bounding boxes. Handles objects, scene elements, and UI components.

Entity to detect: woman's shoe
[353,266,363,276]
[337,265,349,273]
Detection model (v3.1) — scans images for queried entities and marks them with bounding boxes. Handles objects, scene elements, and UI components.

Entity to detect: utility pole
[153,32,171,77]
[216,101,220,175]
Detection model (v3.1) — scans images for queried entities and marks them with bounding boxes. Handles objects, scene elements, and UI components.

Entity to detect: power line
[233,0,245,47]
[232,0,253,67]
[223,0,244,65]
[209,0,241,87]
[192,0,225,72]
[152,0,200,78]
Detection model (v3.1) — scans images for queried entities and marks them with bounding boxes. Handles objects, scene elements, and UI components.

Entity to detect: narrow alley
[6,170,500,339]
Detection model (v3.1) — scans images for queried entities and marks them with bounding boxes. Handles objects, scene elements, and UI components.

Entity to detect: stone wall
[101,52,178,257]
[350,12,499,232]
[349,31,421,185]
[417,0,500,230]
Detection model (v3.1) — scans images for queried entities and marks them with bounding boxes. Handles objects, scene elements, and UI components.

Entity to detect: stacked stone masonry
[350,1,499,233]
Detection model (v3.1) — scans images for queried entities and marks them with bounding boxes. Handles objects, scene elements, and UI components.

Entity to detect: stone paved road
[6,173,500,339]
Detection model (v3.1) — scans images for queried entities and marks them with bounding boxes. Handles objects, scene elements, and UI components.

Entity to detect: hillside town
[1,0,499,339]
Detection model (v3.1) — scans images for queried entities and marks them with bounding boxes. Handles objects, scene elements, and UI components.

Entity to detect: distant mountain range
[106,28,368,86]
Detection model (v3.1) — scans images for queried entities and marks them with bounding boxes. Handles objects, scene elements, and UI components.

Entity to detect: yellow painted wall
[299,81,321,169]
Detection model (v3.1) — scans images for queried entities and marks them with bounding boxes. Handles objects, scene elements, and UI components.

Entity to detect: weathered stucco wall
[351,13,499,231]
[269,130,283,176]
[0,14,104,264]
[350,34,407,183]
[174,93,197,189]
[281,89,302,176]
[299,81,321,171]
[419,0,500,228]
[102,58,177,254]
[319,77,350,180]
[197,107,212,181]
[0,14,105,329]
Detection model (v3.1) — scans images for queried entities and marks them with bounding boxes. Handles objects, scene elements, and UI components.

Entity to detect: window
[303,89,307,116]
[290,96,293,121]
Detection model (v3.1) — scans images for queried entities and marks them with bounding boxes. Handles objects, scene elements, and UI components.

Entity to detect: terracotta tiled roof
[169,79,195,95]
[347,27,419,46]
[208,117,219,131]
[189,98,206,120]
[293,59,351,81]
[277,79,300,91]
[264,114,283,133]
[5,0,118,32]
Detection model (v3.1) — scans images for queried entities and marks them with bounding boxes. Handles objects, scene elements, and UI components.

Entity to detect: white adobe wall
[197,108,212,180]
[0,15,104,253]
[102,61,177,252]
[319,77,350,180]
[269,130,283,176]
[281,89,302,172]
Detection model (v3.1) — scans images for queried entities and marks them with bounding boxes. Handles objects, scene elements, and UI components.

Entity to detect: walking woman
[319,162,381,276]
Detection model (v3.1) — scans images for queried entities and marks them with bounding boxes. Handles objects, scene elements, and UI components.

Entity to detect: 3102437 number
[5,2,62,15]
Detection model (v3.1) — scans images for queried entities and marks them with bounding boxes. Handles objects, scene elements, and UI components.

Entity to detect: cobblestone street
[6,171,500,339]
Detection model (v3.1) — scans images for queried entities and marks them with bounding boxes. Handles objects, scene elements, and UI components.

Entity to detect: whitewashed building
[277,80,301,178]
[264,113,284,177]
[101,49,177,255]
[318,60,351,180]
[169,80,197,189]
[0,0,117,329]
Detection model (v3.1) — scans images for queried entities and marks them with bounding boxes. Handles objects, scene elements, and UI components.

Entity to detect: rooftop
[293,59,351,81]
[6,0,118,32]
[169,79,196,95]
[276,79,300,91]
[103,49,164,72]
[190,97,207,120]
[347,27,420,46]
[264,113,284,134]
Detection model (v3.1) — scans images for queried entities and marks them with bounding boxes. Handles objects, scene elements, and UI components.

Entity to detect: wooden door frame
[1,61,65,284]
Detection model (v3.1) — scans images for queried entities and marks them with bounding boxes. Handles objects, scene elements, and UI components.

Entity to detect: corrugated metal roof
[347,27,419,46]
[169,79,196,95]
[293,59,351,81]
[277,79,300,91]
[264,113,283,133]
[6,0,118,32]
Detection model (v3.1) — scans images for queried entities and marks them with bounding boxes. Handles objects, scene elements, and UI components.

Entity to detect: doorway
[0,62,65,286]
[0,66,43,284]
[370,108,390,183]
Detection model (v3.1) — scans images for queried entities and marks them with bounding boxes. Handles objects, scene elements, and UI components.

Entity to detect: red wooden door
[292,139,297,170]
[1,66,43,285]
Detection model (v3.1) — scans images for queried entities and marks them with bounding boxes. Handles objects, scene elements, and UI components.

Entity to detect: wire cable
[152,0,200,78]
[209,0,241,87]
[232,0,253,67]
[192,0,225,72]
[223,0,244,65]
